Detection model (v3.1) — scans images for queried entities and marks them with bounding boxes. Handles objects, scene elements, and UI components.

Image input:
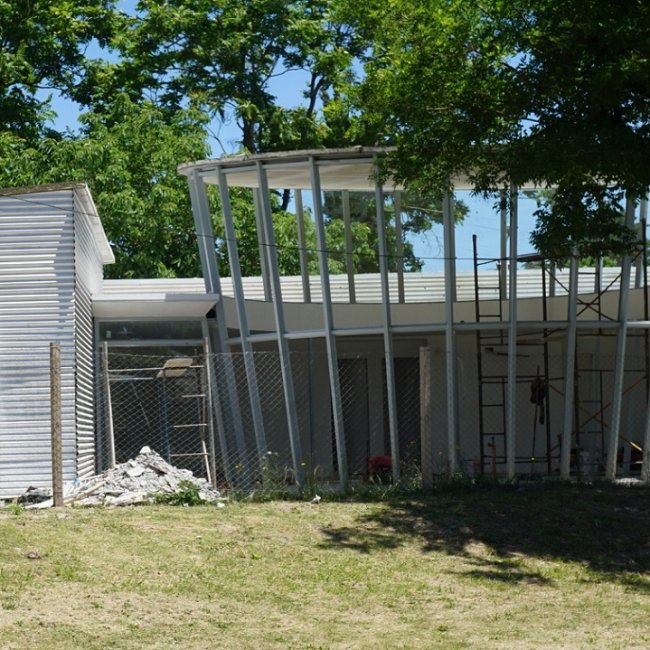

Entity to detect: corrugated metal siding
[0,192,78,497]
[73,191,104,478]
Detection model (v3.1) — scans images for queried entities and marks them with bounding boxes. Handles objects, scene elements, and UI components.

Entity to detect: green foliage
[154,480,205,506]
[0,96,211,279]
[341,0,650,259]
[0,0,465,278]
[0,0,119,141]
[115,0,366,154]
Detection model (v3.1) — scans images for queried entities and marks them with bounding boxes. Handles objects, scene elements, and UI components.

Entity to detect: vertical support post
[161,370,171,464]
[295,190,312,303]
[642,364,650,482]
[203,337,218,489]
[50,342,64,508]
[187,170,247,468]
[342,190,356,303]
[253,188,273,301]
[201,318,231,487]
[420,346,433,492]
[443,188,459,470]
[499,191,508,299]
[636,197,647,288]
[395,192,405,304]
[310,158,349,488]
[561,253,580,478]
[375,167,401,481]
[216,167,268,461]
[587,342,601,475]
[256,161,304,485]
[101,341,116,469]
[605,196,635,480]
[549,262,557,298]
[94,321,104,474]
[506,184,518,479]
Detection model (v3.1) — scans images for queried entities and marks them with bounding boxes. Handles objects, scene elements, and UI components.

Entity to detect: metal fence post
[101,341,116,469]
[420,346,433,492]
[203,338,218,488]
[50,342,64,508]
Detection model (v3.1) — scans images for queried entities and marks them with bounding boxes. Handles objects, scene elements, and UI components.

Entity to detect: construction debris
[14,447,223,509]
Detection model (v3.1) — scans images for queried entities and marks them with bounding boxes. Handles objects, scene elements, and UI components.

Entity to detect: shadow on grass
[318,482,650,588]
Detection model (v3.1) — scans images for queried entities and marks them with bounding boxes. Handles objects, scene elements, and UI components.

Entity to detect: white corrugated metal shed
[0,183,112,497]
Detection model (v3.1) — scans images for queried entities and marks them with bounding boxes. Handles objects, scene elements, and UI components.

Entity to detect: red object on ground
[366,455,393,481]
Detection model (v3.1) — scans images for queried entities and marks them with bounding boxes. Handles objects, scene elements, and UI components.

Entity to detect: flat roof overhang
[92,293,219,319]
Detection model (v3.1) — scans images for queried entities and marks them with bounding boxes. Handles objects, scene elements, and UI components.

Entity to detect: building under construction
[1,148,649,496]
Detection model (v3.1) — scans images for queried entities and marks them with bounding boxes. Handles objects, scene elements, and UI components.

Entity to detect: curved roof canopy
[177,146,546,193]
[178,147,408,192]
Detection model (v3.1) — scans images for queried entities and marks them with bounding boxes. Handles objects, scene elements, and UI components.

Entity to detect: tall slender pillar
[295,190,312,303]
[605,197,636,480]
[505,184,518,479]
[216,167,268,461]
[310,158,349,488]
[342,190,356,303]
[395,192,405,304]
[561,253,579,479]
[256,162,304,484]
[443,188,459,470]
[375,170,400,481]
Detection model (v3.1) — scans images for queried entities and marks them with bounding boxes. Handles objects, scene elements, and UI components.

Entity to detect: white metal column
[636,197,647,288]
[375,171,400,481]
[342,190,356,303]
[442,188,459,470]
[216,167,268,461]
[506,184,518,479]
[310,158,349,488]
[642,375,650,482]
[605,197,635,480]
[253,188,272,301]
[295,190,312,303]
[561,253,579,479]
[394,192,405,304]
[499,192,508,299]
[256,162,304,485]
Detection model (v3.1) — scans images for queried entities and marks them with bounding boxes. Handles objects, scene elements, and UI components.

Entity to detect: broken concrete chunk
[126,466,145,478]
[105,492,148,506]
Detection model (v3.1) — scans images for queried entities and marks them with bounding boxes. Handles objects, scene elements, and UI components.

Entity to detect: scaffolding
[472,227,649,477]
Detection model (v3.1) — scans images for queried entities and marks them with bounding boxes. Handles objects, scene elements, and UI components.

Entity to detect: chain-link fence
[96,342,650,496]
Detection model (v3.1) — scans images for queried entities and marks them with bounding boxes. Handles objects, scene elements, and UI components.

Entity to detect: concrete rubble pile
[18,447,223,508]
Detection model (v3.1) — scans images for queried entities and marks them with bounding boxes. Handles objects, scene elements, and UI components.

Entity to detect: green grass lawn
[1,483,649,649]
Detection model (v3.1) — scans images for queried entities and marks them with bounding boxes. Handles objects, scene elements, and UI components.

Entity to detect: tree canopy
[1,0,462,279]
[341,0,650,261]
[0,0,119,141]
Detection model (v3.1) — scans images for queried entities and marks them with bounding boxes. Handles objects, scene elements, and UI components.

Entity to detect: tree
[0,0,119,141]
[0,96,212,279]
[110,0,365,156]
[338,0,650,262]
